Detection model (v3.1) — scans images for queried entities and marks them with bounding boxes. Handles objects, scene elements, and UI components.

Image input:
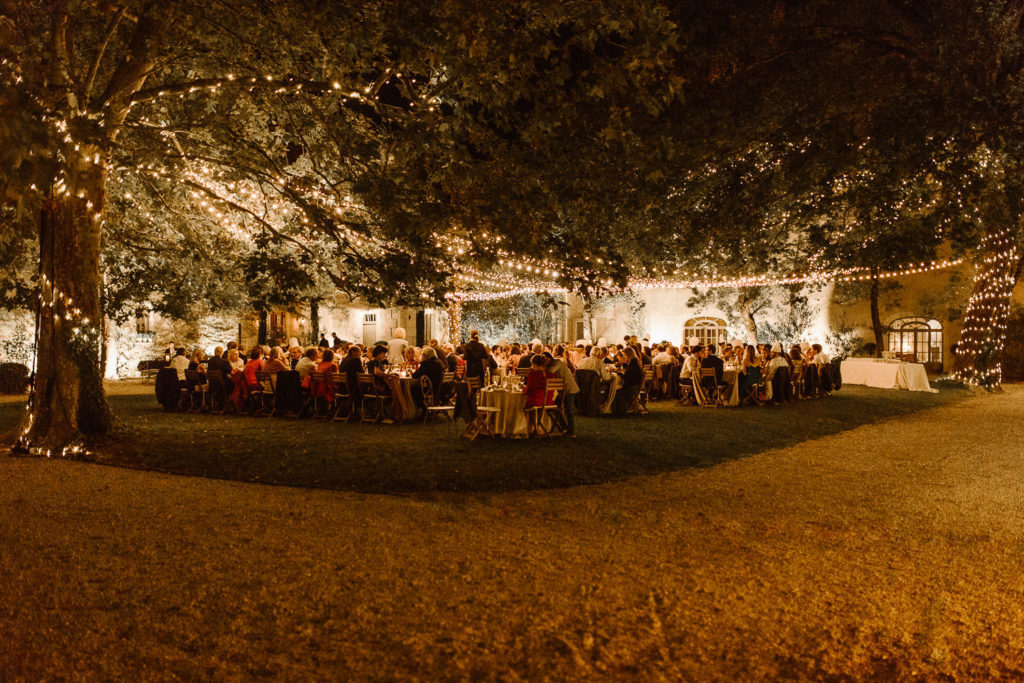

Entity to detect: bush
[0,362,29,394]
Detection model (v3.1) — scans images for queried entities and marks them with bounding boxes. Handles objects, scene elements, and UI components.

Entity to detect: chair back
[699,367,718,384]
[515,367,531,378]
[543,377,565,408]
[574,369,601,416]
[331,372,349,397]
[464,376,481,393]
[357,373,377,395]
[184,369,203,389]
[420,376,435,406]
[441,371,455,384]
[255,371,275,394]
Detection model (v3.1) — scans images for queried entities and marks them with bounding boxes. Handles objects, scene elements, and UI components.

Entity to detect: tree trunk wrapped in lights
[446,298,463,346]
[18,146,115,455]
[953,226,1019,389]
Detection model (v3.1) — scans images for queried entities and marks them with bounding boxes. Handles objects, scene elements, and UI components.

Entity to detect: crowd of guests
[160,328,837,425]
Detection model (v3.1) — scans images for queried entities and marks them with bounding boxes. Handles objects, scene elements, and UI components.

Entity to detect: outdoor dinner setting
[3,1,1024,680]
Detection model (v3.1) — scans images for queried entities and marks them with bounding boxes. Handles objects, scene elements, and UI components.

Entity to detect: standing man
[545,354,580,438]
[463,330,491,378]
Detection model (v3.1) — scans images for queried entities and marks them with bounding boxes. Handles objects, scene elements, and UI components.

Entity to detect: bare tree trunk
[309,299,320,345]
[953,224,1019,388]
[257,307,268,345]
[18,147,114,454]
[737,290,758,344]
[869,268,884,357]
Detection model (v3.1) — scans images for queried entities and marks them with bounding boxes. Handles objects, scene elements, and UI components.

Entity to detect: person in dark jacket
[700,344,725,387]
[338,345,365,404]
[318,334,330,348]
[412,346,445,404]
[463,330,491,378]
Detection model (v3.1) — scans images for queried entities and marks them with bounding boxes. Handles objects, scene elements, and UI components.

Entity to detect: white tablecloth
[840,358,935,392]
[477,388,530,437]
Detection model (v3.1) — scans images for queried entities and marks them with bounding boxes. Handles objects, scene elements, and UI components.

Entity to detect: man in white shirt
[652,344,673,366]
[294,348,317,381]
[811,343,830,365]
[168,348,190,382]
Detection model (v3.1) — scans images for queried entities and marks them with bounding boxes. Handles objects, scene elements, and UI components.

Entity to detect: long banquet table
[839,358,936,392]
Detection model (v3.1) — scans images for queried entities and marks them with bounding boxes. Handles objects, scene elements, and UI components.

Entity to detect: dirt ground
[1,386,1022,680]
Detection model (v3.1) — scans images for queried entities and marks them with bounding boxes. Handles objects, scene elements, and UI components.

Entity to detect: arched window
[888,317,942,365]
[683,317,727,348]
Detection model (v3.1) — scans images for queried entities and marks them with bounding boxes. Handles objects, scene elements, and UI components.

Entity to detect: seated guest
[206,346,228,375]
[366,344,390,375]
[700,344,724,386]
[524,355,554,408]
[740,344,766,397]
[338,346,365,403]
[403,346,419,368]
[288,345,303,370]
[765,343,789,380]
[442,344,458,372]
[316,348,337,373]
[553,344,575,373]
[679,344,702,386]
[412,346,445,403]
[615,347,644,413]
[187,348,207,374]
[263,346,290,374]
[577,346,610,378]
[168,347,190,382]
[652,345,673,366]
[226,348,244,373]
[721,346,734,364]
[296,348,318,385]
[243,348,265,389]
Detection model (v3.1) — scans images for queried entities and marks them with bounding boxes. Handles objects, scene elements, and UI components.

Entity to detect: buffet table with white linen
[839,358,936,392]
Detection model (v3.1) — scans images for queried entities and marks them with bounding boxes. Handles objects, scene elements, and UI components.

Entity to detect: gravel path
[1,387,1022,680]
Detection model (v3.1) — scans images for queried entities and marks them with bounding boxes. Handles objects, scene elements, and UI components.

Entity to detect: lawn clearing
[0,384,968,493]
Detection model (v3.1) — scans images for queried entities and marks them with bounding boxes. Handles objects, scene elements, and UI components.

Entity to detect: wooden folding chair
[251,371,276,416]
[422,376,455,424]
[184,369,208,413]
[358,373,391,424]
[331,372,354,421]
[515,367,531,379]
[637,368,654,413]
[205,369,227,414]
[698,368,724,408]
[525,377,565,437]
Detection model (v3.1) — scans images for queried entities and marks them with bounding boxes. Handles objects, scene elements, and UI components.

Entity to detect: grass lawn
[0,383,969,493]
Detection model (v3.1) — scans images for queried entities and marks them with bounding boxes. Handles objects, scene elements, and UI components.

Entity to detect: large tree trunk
[18,147,114,455]
[869,269,884,357]
[257,307,268,345]
[953,224,1019,388]
[737,290,758,344]
[309,299,320,345]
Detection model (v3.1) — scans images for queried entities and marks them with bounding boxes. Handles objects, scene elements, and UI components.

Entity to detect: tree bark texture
[953,224,1019,388]
[869,270,884,357]
[737,291,758,344]
[19,145,114,454]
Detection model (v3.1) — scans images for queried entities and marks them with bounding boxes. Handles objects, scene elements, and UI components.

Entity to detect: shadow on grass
[0,386,967,493]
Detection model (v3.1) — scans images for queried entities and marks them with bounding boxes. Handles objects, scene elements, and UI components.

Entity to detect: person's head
[332,332,340,339]
[372,345,388,359]
[456,344,465,355]
[623,335,631,343]
[554,344,566,357]
[213,346,224,358]
[469,329,479,341]
[812,343,823,353]
[249,349,262,362]
[420,346,437,360]
[305,348,318,360]
[320,333,327,340]
[175,347,186,356]
[289,345,302,359]
[622,347,637,361]
[226,341,238,350]
[442,343,454,355]
[269,346,283,360]
[790,345,803,360]
[322,349,335,363]
[531,354,547,369]
[590,346,603,358]
[392,327,406,340]
[190,348,203,363]
[722,346,733,359]
[706,344,716,356]
[405,346,417,361]
[227,349,239,363]
[532,343,543,355]
[690,344,703,356]
[347,346,362,359]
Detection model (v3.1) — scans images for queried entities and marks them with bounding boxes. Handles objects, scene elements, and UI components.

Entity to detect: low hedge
[0,362,29,394]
